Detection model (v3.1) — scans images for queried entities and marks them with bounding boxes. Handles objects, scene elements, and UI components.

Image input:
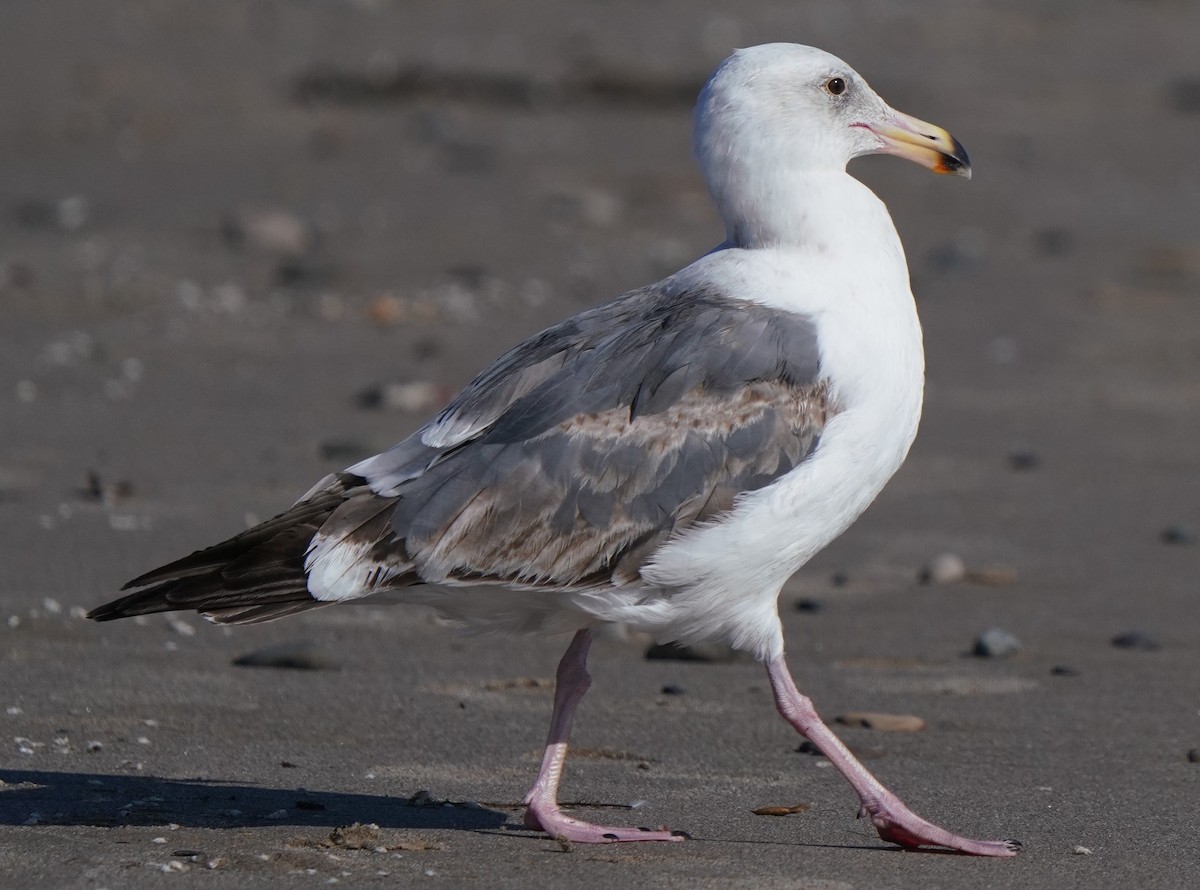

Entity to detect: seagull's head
[695,43,970,193]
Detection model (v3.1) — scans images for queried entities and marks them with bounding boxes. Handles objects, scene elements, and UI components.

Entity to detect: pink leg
[767,656,1020,856]
[522,629,683,843]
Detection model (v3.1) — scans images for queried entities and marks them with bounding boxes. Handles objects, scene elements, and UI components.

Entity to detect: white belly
[583,238,926,660]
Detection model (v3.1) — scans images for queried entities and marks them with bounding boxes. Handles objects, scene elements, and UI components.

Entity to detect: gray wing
[93,282,832,626]
[330,282,832,590]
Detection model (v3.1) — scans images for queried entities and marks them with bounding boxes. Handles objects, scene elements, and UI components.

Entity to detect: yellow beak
[865,109,971,178]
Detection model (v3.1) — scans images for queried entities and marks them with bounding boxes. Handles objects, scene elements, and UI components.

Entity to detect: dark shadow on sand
[0,769,510,831]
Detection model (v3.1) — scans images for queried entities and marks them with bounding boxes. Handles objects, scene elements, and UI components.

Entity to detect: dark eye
[825,77,847,96]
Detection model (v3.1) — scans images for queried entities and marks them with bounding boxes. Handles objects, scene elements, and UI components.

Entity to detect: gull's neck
[712,168,900,257]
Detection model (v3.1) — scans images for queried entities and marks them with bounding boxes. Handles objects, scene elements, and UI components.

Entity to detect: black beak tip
[942,137,971,178]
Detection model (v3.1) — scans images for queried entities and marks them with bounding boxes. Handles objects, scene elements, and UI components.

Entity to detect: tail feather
[87,576,318,621]
[205,601,327,624]
[120,476,352,591]
[89,474,363,625]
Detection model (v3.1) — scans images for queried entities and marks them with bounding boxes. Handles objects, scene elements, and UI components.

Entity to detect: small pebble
[15,736,41,755]
[1166,77,1200,114]
[1050,665,1080,677]
[751,803,809,816]
[356,380,445,413]
[1073,845,1093,855]
[1033,228,1074,257]
[276,258,333,288]
[108,514,151,532]
[835,712,925,732]
[222,208,315,256]
[212,283,246,314]
[988,336,1020,365]
[57,195,89,231]
[973,627,1022,659]
[918,553,965,584]
[1160,524,1196,546]
[1186,749,1199,764]
[1111,631,1161,652]
[1008,449,1040,471]
[794,598,824,613]
[925,230,986,272]
[87,740,103,752]
[660,684,686,696]
[15,380,37,403]
[82,470,135,504]
[548,186,624,228]
[365,294,407,326]
[964,565,1019,586]
[233,641,336,670]
[3,262,34,289]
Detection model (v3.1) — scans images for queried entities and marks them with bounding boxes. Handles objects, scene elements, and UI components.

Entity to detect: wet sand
[1,2,1198,887]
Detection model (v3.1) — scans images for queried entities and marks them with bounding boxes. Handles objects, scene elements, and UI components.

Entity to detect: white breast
[587,176,925,660]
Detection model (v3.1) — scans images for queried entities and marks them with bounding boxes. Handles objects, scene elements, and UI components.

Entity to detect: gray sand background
[1,2,1197,887]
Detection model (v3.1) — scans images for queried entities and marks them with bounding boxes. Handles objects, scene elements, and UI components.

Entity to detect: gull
[90,43,1018,856]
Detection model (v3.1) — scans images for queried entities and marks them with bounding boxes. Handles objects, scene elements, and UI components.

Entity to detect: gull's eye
[824,77,847,97]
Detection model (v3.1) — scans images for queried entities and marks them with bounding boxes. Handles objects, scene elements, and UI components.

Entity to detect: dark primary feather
[87,474,365,623]
[90,283,832,624]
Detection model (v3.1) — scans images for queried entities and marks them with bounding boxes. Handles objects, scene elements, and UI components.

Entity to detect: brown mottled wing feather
[337,283,830,591]
[387,379,829,589]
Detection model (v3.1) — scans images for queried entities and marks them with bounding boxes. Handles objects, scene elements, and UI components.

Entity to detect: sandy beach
[1,2,1198,887]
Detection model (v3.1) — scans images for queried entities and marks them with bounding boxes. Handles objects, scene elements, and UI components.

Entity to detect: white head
[694,44,969,246]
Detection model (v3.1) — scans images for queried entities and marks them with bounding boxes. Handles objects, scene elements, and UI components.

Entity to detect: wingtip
[85,603,119,622]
